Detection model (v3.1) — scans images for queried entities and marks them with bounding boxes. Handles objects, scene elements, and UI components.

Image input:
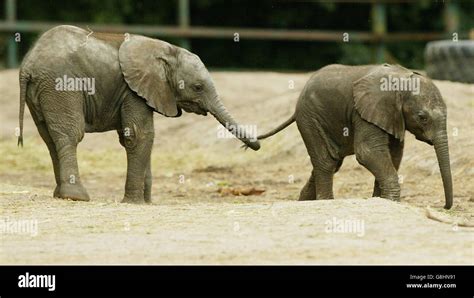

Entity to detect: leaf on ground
[218,187,265,196]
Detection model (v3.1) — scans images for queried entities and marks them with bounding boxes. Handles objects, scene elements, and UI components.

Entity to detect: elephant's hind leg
[55,141,90,202]
[312,161,338,200]
[41,94,90,202]
[297,119,338,201]
[35,122,61,197]
[299,158,338,201]
[299,169,316,201]
[29,105,62,197]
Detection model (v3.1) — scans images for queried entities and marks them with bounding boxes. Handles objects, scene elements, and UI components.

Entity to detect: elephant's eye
[418,112,429,124]
[192,84,204,92]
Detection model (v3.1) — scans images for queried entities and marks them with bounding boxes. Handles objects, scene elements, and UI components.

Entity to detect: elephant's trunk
[433,128,453,209]
[207,96,260,151]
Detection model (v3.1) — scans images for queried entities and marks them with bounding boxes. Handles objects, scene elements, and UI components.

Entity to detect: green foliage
[1,0,473,70]
[339,43,373,66]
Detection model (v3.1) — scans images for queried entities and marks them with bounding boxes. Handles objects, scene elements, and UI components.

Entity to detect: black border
[0,265,472,297]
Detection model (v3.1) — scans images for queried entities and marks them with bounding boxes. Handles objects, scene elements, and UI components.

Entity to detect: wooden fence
[0,0,470,68]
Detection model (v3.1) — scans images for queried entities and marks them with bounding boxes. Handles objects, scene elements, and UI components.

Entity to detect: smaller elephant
[257,64,453,209]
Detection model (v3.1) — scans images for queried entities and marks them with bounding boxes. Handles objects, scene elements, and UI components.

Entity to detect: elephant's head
[118,35,260,150]
[353,64,453,209]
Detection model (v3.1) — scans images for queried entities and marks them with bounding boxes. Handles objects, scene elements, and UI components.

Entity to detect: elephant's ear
[353,64,408,141]
[119,35,180,117]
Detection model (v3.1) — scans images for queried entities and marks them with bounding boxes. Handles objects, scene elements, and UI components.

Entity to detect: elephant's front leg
[372,138,404,197]
[119,97,155,204]
[144,159,152,203]
[372,180,381,197]
[122,134,153,204]
[358,149,400,200]
[355,121,400,200]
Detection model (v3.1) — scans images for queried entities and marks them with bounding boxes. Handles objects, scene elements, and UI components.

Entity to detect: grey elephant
[257,64,453,209]
[18,25,260,204]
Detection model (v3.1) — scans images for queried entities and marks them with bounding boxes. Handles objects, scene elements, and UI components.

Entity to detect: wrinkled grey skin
[257,64,453,209]
[18,25,260,204]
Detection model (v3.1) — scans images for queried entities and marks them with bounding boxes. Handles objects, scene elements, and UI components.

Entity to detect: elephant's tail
[18,73,30,147]
[257,113,296,140]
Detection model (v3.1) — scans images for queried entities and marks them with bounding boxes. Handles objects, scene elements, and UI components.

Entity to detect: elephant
[256,64,453,209]
[18,25,260,204]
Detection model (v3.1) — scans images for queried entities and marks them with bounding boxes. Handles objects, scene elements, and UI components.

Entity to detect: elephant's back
[297,64,375,110]
[22,26,89,68]
[308,64,374,88]
[20,25,127,125]
[21,25,121,76]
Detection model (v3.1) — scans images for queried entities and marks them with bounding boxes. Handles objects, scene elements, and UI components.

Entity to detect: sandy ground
[0,69,473,264]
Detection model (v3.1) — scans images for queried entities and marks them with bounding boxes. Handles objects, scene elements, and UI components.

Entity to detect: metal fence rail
[0,0,470,68]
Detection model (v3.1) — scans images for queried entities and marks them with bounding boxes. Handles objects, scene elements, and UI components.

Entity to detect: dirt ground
[0,69,473,264]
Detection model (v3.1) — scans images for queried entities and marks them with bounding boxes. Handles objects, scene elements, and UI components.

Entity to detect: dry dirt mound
[0,193,471,264]
[0,69,473,264]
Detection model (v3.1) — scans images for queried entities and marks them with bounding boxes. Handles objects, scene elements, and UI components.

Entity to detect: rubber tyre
[425,40,474,83]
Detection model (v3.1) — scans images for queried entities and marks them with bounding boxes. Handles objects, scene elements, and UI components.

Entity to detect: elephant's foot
[378,179,400,201]
[144,189,152,204]
[372,181,381,197]
[121,196,146,204]
[316,195,334,200]
[298,194,316,201]
[382,195,401,202]
[53,185,60,198]
[298,172,317,201]
[144,195,152,204]
[58,183,90,202]
[299,188,335,201]
[372,190,381,197]
[298,189,316,201]
[122,190,147,204]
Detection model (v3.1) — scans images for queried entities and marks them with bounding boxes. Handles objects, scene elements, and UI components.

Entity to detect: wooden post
[6,0,18,68]
[371,2,386,63]
[178,0,190,49]
[444,0,460,34]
